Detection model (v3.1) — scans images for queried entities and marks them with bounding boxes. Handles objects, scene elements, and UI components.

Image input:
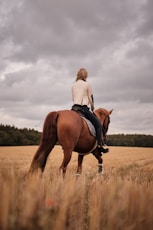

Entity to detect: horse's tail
[28,111,58,175]
[41,111,58,150]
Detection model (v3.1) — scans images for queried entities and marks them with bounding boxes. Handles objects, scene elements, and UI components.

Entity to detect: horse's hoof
[97,171,104,176]
[75,173,81,177]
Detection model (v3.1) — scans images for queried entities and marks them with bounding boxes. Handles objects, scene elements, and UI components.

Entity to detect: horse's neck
[94,111,105,125]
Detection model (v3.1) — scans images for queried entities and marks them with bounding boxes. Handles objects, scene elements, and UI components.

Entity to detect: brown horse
[28,108,112,176]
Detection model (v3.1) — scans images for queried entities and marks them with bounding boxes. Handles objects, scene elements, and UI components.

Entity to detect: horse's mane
[94,108,110,116]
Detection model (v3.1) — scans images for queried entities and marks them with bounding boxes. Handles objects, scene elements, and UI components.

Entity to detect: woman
[72,68,108,154]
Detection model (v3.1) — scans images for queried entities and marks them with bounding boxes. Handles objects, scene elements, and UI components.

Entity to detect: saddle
[81,117,96,137]
[71,105,96,137]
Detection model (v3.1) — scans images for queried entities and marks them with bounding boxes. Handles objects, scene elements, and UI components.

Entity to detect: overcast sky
[0,0,153,135]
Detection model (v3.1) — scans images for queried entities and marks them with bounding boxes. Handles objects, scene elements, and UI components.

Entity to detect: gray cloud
[0,0,153,134]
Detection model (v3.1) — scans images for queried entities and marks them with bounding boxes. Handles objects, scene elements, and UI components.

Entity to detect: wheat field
[0,146,153,230]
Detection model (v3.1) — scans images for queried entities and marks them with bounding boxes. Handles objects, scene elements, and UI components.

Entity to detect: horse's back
[57,110,82,127]
[57,110,97,153]
[57,110,83,143]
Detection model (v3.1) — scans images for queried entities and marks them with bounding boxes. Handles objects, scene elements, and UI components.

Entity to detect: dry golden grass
[0,146,153,230]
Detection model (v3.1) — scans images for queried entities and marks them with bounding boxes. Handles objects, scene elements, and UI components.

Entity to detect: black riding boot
[97,145,109,155]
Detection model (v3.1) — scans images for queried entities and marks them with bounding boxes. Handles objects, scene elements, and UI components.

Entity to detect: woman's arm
[87,83,94,111]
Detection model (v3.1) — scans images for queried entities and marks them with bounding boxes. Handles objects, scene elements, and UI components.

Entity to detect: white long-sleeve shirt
[72,79,93,108]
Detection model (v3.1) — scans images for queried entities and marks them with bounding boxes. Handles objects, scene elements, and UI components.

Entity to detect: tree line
[107,134,153,147]
[0,124,153,147]
[0,124,41,146]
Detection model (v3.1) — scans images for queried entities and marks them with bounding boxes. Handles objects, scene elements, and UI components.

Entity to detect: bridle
[103,114,110,136]
[94,110,110,142]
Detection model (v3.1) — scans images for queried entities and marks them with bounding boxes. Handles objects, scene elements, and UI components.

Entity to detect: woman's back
[72,79,90,105]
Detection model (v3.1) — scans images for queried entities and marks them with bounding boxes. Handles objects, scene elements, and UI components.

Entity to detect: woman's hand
[91,104,94,111]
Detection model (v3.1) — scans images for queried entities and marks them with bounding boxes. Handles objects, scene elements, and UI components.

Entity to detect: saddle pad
[81,116,96,137]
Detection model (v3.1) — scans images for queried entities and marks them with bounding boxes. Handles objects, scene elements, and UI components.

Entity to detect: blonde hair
[76,68,88,81]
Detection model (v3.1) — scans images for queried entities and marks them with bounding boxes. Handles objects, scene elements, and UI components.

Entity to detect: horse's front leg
[92,151,103,174]
[76,154,84,175]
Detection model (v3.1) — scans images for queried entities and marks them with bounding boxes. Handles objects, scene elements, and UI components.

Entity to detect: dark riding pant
[72,104,103,146]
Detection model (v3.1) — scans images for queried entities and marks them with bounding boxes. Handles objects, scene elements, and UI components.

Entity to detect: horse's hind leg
[76,154,84,175]
[59,149,73,176]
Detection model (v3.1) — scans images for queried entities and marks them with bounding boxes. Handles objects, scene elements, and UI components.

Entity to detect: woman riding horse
[72,68,108,154]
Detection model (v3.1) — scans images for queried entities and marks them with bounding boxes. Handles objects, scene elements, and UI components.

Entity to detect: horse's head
[94,108,113,143]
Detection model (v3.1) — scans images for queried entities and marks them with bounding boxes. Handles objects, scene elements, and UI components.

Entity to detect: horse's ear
[109,109,113,115]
